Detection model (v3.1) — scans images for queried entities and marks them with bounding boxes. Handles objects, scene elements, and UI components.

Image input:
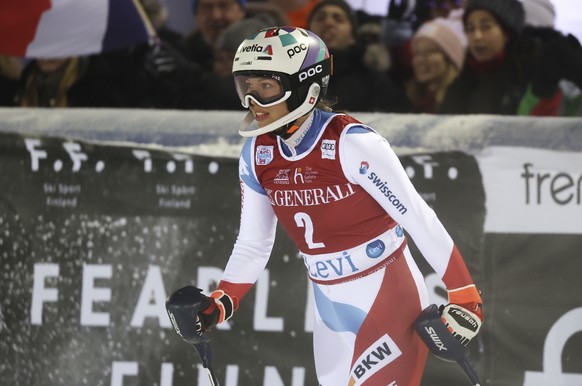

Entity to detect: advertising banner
[1,132,580,386]
[477,146,582,386]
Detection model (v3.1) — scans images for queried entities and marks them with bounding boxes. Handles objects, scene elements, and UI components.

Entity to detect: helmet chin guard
[238,83,321,137]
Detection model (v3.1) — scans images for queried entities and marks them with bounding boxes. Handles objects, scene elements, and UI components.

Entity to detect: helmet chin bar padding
[238,83,321,137]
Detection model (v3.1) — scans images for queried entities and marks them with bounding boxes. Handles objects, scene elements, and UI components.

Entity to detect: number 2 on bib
[294,212,325,249]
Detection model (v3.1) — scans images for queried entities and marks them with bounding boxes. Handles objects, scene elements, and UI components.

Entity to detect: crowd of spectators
[1,0,581,116]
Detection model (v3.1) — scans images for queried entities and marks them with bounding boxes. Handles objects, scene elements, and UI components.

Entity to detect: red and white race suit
[215,109,478,386]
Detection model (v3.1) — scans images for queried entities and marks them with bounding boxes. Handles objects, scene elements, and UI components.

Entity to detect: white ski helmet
[232,26,332,137]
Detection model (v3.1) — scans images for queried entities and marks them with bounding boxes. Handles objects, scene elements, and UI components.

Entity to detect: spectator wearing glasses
[407,16,467,113]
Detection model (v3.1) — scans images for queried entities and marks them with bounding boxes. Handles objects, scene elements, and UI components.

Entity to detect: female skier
[186,26,483,385]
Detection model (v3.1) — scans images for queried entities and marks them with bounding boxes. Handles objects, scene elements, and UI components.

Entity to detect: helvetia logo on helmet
[239,44,272,54]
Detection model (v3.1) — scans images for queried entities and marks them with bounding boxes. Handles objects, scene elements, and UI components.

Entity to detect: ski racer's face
[412,37,450,84]
[308,4,355,51]
[249,100,290,128]
[243,77,290,128]
[464,9,508,62]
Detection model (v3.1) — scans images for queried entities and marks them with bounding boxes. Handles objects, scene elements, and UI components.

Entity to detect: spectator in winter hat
[462,0,525,61]
[414,17,467,71]
[307,0,412,112]
[462,0,525,35]
[439,0,549,115]
[439,0,581,116]
[406,17,467,113]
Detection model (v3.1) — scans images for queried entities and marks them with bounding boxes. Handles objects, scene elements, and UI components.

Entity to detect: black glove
[196,289,235,334]
[166,286,235,344]
[145,41,184,76]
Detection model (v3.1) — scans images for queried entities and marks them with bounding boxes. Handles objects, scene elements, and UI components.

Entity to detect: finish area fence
[0,108,581,386]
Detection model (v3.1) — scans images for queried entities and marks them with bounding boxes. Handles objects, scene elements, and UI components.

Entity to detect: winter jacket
[15,56,128,108]
[440,50,528,115]
[327,44,412,113]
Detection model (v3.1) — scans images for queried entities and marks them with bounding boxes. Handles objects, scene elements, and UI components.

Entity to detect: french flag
[0,0,156,58]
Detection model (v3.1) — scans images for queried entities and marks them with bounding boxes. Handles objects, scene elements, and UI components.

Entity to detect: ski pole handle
[166,286,221,386]
[414,304,482,386]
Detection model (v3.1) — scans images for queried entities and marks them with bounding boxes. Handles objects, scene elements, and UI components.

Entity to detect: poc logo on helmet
[299,64,323,82]
[287,43,308,58]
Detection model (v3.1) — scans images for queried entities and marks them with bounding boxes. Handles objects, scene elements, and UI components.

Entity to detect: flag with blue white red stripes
[0,0,155,58]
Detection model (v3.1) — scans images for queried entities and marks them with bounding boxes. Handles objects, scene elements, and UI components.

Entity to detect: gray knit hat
[463,0,525,36]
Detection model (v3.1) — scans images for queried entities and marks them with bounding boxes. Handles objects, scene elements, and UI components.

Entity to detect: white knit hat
[413,17,468,69]
[522,0,556,28]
